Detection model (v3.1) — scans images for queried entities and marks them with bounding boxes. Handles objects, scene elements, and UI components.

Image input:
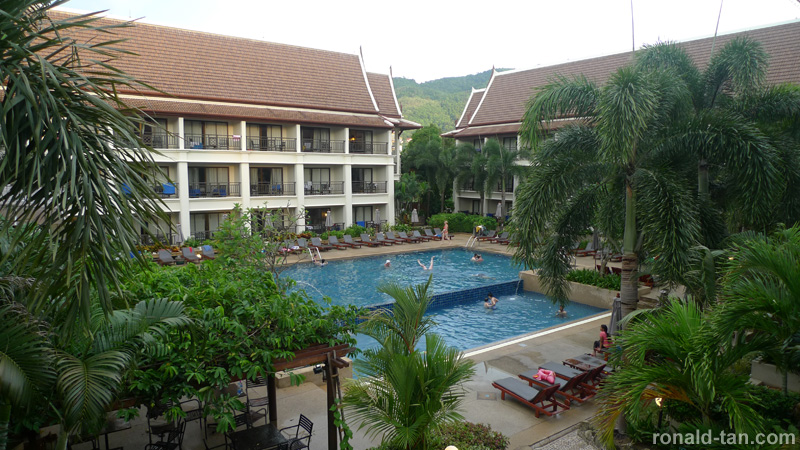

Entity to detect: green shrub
[428,213,498,233]
[747,385,800,429]
[320,230,344,240]
[343,224,367,237]
[431,422,509,450]
[183,237,201,248]
[390,223,411,232]
[565,269,621,291]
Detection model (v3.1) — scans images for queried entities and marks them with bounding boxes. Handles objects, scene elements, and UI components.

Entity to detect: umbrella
[608,296,623,337]
[325,210,333,228]
[374,208,381,230]
[591,229,600,251]
[175,223,185,245]
[495,202,503,219]
[411,208,419,224]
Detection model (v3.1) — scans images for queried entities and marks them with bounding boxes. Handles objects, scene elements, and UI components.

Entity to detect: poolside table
[228,423,287,450]
[562,354,606,372]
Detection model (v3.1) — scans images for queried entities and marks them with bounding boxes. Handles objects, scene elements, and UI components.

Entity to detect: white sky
[59,0,800,83]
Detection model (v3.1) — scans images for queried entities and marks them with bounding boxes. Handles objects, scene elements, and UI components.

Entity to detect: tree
[394,173,429,221]
[0,1,167,324]
[416,141,457,214]
[594,299,764,447]
[484,138,529,219]
[516,67,697,316]
[343,276,475,450]
[715,226,800,395]
[454,143,488,215]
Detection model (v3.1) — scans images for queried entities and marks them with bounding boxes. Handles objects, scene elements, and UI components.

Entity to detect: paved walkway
[60,233,610,450]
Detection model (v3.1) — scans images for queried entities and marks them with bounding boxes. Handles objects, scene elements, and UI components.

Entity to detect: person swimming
[384,259,391,268]
[484,292,499,309]
[471,253,483,262]
[417,256,435,271]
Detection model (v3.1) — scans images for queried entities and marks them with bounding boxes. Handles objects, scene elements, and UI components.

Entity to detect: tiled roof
[456,88,485,129]
[50,11,389,117]
[453,123,520,138]
[468,20,800,127]
[122,97,393,128]
[367,72,401,118]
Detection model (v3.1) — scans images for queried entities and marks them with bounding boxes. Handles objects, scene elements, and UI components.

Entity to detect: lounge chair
[385,231,407,243]
[488,231,509,243]
[412,230,434,242]
[201,245,217,260]
[375,232,395,245]
[434,228,453,240]
[310,237,333,252]
[359,233,383,247]
[423,229,437,240]
[576,241,596,257]
[521,364,595,405]
[181,247,202,264]
[477,230,497,241]
[342,235,363,248]
[397,231,421,243]
[279,240,302,255]
[295,238,310,251]
[492,377,568,418]
[326,236,348,250]
[157,249,176,266]
[497,233,513,245]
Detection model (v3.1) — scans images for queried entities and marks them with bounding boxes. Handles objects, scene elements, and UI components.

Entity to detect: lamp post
[655,397,664,429]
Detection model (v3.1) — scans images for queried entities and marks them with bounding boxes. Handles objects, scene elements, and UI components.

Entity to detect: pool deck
[60,233,607,450]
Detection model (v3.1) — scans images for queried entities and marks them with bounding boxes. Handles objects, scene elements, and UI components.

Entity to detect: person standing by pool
[384,259,391,268]
[484,292,498,309]
[441,220,449,241]
[418,256,435,271]
[471,253,483,262]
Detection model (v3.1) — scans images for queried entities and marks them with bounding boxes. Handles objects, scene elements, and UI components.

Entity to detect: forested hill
[393,69,510,133]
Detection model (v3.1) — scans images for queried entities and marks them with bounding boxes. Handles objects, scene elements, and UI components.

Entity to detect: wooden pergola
[269,343,352,450]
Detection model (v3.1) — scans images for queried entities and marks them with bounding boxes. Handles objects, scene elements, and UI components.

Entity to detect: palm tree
[453,142,488,215]
[343,276,475,450]
[516,67,698,316]
[0,1,168,324]
[594,299,764,447]
[715,226,800,395]
[484,138,528,220]
[416,141,457,213]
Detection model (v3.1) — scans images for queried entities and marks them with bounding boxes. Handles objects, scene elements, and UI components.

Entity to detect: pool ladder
[307,247,322,262]
[465,234,479,248]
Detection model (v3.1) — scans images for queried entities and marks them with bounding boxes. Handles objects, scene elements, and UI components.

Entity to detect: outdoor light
[656,397,664,429]
[313,364,324,375]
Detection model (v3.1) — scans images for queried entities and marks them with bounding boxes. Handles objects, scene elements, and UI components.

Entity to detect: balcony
[247,137,297,152]
[185,134,241,150]
[461,181,475,191]
[495,182,514,193]
[301,139,345,153]
[352,181,387,194]
[153,183,179,198]
[188,182,241,198]
[349,141,389,154]
[139,232,180,246]
[140,133,179,149]
[250,182,296,196]
[303,181,344,195]
[192,230,217,241]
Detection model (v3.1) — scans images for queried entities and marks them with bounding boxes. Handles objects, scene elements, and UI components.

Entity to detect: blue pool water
[355,289,605,354]
[282,248,524,307]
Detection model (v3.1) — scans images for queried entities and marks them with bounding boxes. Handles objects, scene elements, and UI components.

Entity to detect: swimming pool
[355,289,606,355]
[282,248,524,308]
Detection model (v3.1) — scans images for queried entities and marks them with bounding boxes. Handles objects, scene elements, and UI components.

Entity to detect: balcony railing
[247,137,297,152]
[352,181,387,193]
[185,134,242,150]
[140,133,179,149]
[188,182,241,198]
[349,141,389,154]
[303,181,344,195]
[301,139,345,153]
[496,182,514,193]
[250,182,296,196]
[192,230,217,241]
[461,181,475,191]
[139,232,180,246]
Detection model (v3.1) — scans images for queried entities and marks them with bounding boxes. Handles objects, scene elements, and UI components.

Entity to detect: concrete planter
[750,359,800,392]
[519,270,651,309]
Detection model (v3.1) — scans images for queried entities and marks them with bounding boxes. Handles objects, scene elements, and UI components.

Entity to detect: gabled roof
[466,20,800,129]
[367,72,401,118]
[456,88,486,129]
[49,11,409,127]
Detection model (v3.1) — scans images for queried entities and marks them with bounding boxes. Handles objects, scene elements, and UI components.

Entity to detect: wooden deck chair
[359,233,383,247]
[157,249,176,266]
[342,235,363,248]
[492,377,568,418]
[326,235,348,250]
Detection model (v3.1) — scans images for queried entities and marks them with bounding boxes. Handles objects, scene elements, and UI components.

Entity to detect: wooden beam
[267,374,277,424]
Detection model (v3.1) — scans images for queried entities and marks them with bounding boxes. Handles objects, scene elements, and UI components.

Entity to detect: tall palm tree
[417,141,457,213]
[453,142,488,215]
[594,299,765,447]
[484,138,528,220]
[343,276,475,450]
[715,226,800,395]
[517,67,697,316]
[0,1,168,324]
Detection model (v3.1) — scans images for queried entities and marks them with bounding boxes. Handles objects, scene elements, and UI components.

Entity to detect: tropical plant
[715,226,800,395]
[484,138,528,219]
[416,141,458,214]
[343,276,475,450]
[454,142,489,215]
[395,172,429,219]
[594,299,765,447]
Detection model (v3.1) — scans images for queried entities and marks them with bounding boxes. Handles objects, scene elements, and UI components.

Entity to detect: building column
[343,163,353,227]
[386,164,395,225]
[294,162,305,231]
[177,159,190,240]
[240,120,247,151]
[240,159,251,209]
[178,117,185,150]
[344,127,350,154]
[295,125,302,153]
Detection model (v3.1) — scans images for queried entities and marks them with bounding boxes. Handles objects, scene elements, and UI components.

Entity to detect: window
[471,200,481,214]
[139,118,168,147]
[190,212,227,239]
[349,130,373,153]
[503,137,517,151]
[352,168,374,193]
[301,127,330,151]
[250,167,283,184]
[185,120,228,149]
[189,167,229,184]
[304,168,330,184]
[247,124,283,150]
[473,138,482,152]
[353,206,373,224]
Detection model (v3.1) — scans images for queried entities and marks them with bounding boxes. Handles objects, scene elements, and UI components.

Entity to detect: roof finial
[360,45,364,61]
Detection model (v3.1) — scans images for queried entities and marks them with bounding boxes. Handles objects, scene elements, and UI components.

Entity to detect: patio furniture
[520,365,595,405]
[342,235,362,248]
[326,235,348,250]
[492,377,568,418]
[244,377,269,427]
[145,419,186,450]
[279,414,313,450]
[228,424,288,450]
[182,247,202,264]
[157,249,176,266]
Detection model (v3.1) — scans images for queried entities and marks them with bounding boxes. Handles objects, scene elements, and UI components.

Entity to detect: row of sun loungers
[277,229,444,255]
[156,245,217,266]
[492,353,608,418]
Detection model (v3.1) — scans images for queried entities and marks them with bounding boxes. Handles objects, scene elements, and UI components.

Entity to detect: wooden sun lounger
[434,228,453,240]
[413,230,434,241]
[379,232,402,244]
[310,237,333,252]
[477,230,497,241]
[487,231,509,243]
[522,364,596,405]
[359,233,384,247]
[181,247,202,264]
[157,249,176,266]
[397,231,421,243]
[342,235,362,248]
[492,377,569,418]
[326,235,348,250]
[375,232,395,246]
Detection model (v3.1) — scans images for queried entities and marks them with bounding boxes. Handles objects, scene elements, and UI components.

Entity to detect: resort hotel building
[445,20,800,217]
[54,11,420,243]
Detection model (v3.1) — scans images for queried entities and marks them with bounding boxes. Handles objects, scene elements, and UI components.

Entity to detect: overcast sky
[59,0,800,83]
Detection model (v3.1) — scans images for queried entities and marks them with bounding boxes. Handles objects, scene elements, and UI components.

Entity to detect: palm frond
[0,303,55,409]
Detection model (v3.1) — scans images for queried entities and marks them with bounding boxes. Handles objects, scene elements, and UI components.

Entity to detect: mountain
[393,70,510,133]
